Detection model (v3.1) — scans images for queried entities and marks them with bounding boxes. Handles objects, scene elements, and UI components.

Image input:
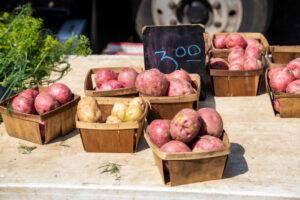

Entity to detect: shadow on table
[49,129,79,144]
[198,73,216,109]
[258,63,267,95]
[223,142,248,179]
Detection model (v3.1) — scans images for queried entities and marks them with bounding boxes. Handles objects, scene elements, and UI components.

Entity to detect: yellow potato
[129,97,145,111]
[111,103,127,120]
[77,97,101,122]
[106,115,122,124]
[123,106,143,122]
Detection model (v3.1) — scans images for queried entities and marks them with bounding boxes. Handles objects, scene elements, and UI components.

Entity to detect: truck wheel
[134,0,272,38]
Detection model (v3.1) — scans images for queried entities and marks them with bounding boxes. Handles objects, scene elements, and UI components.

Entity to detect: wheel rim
[151,0,243,34]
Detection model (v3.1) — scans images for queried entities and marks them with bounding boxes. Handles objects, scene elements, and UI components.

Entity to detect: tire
[238,0,273,33]
[134,0,273,39]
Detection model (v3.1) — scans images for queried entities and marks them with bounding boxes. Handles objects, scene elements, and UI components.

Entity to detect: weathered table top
[0,55,299,200]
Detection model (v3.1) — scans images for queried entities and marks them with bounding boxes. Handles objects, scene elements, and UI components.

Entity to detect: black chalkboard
[142,25,206,99]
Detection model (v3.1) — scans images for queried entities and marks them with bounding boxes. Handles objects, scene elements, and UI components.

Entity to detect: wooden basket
[84,67,143,97]
[144,128,230,186]
[266,46,300,69]
[0,86,80,144]
[141,73,200,122]
[265,69,300,118]
[209,54,264,97]
[212,32,269,58]
[76,97,148,153]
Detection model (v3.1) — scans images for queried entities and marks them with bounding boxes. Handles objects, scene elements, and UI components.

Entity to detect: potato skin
[168,78,195,97]
[170,108,201,143]
[192,135,224,152]
[197,108,223,138]
[149,120,171,148]
[77,97,101,122]
[135,68,169,96]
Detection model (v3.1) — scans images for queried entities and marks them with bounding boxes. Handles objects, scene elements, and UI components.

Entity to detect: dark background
[0,0,299,53]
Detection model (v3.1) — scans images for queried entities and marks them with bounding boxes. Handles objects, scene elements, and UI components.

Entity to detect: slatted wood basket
[141,73,200,122]
[76,97,148,153]
[144,128,230,186]
[266,45,300,69]
[84,67,143,97]
[209,54,264,97]
[0,86,80,144]
[211,32,269,57]
[265,68,300,118]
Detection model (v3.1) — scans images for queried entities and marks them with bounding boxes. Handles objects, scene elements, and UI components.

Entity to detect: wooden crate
[141,74,200,122]
[266,46,300,69]
[144,128,230,186]
[265,69,300,118]
[84,67,143,97]
[211,32,269,58]
[76,97,148,153]
[0,86,80,144]
[209,54,264,97]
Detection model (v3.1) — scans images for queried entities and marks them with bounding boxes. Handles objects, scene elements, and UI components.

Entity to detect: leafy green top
[0,4,92,102]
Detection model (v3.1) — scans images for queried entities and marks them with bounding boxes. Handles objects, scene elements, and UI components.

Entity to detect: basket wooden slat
[141,73,200,122]
[265,68,300,118]
[76,97,148,153]
[144,128,230,186]
[84,67,143,97]
[209,54,264,97]
[0,86,80,144]
[266,45,300,69]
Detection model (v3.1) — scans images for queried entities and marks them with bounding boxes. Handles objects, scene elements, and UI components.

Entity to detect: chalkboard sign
[142,25,206,99]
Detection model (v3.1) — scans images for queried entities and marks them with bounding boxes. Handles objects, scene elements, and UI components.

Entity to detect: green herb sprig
[99,162,122,181]
[0,3,91,102]
[18,144,37,154]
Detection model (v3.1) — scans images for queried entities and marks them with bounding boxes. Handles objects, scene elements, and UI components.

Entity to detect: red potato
[117,67,138,88]
[287,58,300,79]
[12,96,35,114]
[161,140,191,171]
[168,78,195,96]
[210,58,229,70]
[214,35,227,49]
[197,108,223,138]
[229,63,244,71]
[244,58,262,70]
[268,66,285,80]
[149,120,171,148]
[167,70,191,83]
[34,92,60,115]
[231,57,244,66]
[18,89,39,101]
[244,46,261,60]
[245,38,263,51]
[135,68,169,96]
[273,99,280,113]
[269,68,295,93]
[228,48,244,64]
[94,69,117,87]
[192,135,224,152]
[46,83,72,105]
[225,33,247,49]
[170,108,201,143]
[97,80,123,91]
[39,122,45,140]
[286,80,300,94]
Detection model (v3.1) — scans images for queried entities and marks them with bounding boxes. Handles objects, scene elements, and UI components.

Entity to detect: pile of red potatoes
[211,33,263,71]
[148,107,225,171]
[11,83,73,139]
[94,67,138,91]
[268,58,300,113]
[95,67,197,97]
